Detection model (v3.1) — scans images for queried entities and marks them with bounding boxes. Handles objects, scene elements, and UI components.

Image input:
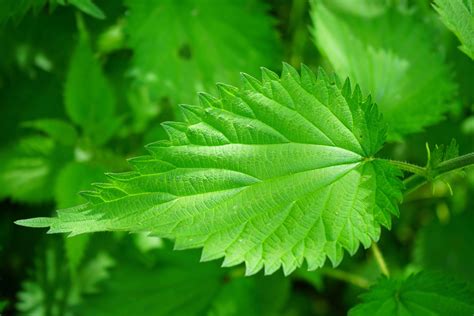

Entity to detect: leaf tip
[15,217,55,228]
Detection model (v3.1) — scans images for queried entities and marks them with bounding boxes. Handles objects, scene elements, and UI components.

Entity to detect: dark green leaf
[349,272,474,315]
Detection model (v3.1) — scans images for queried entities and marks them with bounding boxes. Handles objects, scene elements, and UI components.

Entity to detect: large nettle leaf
[125,0,281,109]
[17,65,403,275]
[311,0,456,139]
[349,272,474,315]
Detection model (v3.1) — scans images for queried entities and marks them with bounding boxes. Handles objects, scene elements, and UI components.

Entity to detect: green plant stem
[384,159,428,176]
[386,152,474,194]
[434,152,474,176]
[321,268,370,289]
[371,242,390,277]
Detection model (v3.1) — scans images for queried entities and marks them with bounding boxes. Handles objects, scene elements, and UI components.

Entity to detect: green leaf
[17,65,403,275]
[349,272,474,315]
[22,119,78,146]
[124,0,281,111]
[0,136,72,203]
[0,0,105,23]
[76,248,289,316]
[428,139,459,170]
[311,1,456,139]
[415,212,474,283]
[65,26,118,145]
[434,0,474,60]
[68,0,105,19]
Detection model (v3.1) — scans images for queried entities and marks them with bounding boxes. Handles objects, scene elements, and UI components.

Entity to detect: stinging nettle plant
[6,0,474,313]
[16,64,474,280]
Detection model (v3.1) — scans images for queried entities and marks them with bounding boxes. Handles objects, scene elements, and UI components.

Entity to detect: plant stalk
[433,152,474,176]
[384,159,427,176]
[386,152,474,194]
[371,242,390,277]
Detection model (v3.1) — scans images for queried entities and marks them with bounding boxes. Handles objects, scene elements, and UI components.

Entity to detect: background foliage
[1,0,473,315]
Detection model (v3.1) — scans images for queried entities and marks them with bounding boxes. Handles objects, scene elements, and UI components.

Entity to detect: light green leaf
[311,0,456,139]
[434,0,474,60]
[415,212,474,283]
[124,0,281,111]
[0,136,72,203]
[349,272,474,315]
[22,119,77,146]
[17,65,403,275]
[65,28,118,145]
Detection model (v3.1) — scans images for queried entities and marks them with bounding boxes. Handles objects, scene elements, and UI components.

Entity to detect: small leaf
[349,271,474,315]
[68,0,105,19]
[17,65,403,276]
[65,25,117,145]
[434,0,474,60]
[428,139,459,169]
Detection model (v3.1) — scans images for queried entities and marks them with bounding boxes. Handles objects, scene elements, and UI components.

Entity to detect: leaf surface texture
[17,65,403,275]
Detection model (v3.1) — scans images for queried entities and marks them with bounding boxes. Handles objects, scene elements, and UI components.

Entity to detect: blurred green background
[0,0,473,315]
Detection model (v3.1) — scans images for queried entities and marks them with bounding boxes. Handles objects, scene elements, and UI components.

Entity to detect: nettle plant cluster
[1,0,474,315]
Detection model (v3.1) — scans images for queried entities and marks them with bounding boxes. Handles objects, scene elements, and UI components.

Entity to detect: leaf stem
[321,268,370,289]
[384,159,428,176]
[371,242,390,277]
[385,152,474,195]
